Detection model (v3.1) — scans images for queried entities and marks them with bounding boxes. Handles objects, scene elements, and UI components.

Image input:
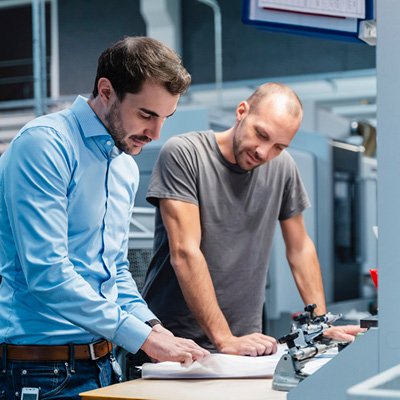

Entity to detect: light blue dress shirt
[0,96,155,354]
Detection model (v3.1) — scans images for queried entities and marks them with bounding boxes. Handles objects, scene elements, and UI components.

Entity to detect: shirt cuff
[127,306,158,324]
[113,315,152,354]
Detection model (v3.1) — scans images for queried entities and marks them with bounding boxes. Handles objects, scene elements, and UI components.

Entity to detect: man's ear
[236,101,249,122]
[97,78,114,107]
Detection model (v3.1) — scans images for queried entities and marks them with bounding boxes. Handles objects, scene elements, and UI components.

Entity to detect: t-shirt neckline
[209,130,250,175]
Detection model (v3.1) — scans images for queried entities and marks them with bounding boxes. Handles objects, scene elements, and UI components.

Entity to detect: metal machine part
[272,304,344,391]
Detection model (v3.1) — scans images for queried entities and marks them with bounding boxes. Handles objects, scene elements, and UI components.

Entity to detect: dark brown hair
[92,36,191,100]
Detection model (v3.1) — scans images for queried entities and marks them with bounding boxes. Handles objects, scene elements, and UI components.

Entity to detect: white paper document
[141,346,337,379]
[258,0,365,19]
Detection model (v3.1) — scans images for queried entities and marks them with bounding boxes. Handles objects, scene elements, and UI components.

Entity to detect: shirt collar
[70,95,110,139]
[70,96,123,159]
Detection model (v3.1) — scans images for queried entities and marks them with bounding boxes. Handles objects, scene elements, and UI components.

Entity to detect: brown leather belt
[0,339,113,361]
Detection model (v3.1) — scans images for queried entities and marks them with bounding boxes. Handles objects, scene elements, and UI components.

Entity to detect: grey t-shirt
[142,130,310,351]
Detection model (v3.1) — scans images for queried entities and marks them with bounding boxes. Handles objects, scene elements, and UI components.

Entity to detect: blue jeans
[0,355,118,400]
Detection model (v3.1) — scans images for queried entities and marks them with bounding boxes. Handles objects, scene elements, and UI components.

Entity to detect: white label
[258,0,366,19]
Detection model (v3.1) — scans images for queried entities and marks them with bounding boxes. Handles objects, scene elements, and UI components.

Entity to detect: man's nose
[146,118,165,141]
[255,143,273,162]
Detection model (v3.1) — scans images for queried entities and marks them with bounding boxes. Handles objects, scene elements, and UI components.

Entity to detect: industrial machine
[272,304,345,391]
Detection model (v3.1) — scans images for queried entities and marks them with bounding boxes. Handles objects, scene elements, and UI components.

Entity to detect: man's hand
[216,333,277,356]
[141,328,210,365]
[151,323,174,336]
[323,325,365,342]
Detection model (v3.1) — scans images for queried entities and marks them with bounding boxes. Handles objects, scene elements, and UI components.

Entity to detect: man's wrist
[145,319,163,328]
[213,331,234,350]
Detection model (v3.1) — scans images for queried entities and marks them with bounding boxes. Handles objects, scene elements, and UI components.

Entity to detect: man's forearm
[288,238,327,315]
[160,199,277,356]
[171,250,233,348]
[172,252,278,356]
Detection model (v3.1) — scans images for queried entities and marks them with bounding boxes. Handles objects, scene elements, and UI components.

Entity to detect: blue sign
[242,0,375,44]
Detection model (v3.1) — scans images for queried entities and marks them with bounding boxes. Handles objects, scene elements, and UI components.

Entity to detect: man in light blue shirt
[0,37,208,400]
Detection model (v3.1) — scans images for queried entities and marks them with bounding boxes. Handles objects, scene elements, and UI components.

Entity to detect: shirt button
[106,140,112,146]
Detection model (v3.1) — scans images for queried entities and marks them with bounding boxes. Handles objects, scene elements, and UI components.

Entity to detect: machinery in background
[128,207,156,293]
[265,130,377,339]
[332,140,377,302]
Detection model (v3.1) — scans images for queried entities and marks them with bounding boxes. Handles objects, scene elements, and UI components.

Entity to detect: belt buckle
[89,342,100,360]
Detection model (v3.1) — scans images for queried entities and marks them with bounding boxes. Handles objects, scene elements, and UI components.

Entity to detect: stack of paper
[141,346,337,379]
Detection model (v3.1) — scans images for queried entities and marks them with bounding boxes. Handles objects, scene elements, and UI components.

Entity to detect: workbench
[80,378,287,400]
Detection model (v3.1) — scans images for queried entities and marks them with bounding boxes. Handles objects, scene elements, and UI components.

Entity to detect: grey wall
[181,0,376,85]
[58,0,146,95]
[56,0,376,95]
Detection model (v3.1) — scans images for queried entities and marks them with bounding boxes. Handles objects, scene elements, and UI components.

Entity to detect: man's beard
[232,133,259,171]
[232,133,244,165]
[104,101,149,156]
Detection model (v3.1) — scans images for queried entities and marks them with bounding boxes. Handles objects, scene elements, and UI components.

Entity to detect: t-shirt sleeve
[278,152,311,221]
[146,135,199,208]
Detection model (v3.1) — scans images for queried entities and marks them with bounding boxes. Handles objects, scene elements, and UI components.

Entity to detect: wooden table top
[80,377,287,400]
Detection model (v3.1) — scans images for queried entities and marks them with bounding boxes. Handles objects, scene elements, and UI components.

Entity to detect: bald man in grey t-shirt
[143,129,309,351]
[142,83,362,355]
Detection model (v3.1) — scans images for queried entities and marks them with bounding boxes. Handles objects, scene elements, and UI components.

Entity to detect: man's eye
[256,131,266,139]
[140,113,151,120]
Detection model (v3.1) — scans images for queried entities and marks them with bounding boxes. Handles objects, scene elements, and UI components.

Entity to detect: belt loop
[68,344,75,374]
[1,343,6,373]
[110,342,115,357]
